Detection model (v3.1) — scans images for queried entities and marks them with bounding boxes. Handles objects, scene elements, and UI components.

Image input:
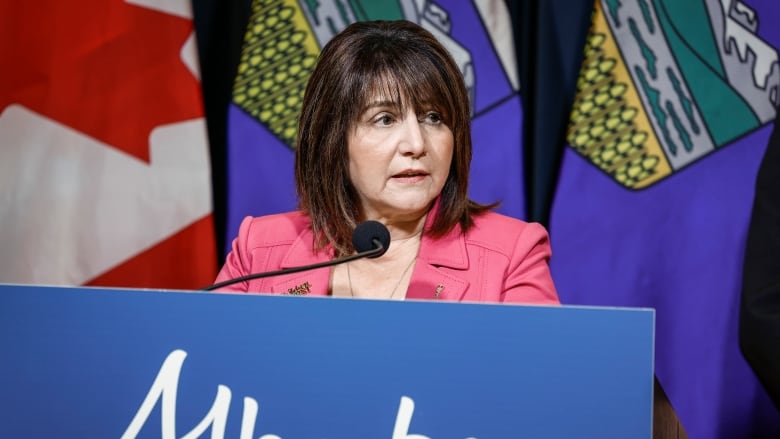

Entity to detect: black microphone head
[352,220,391,258]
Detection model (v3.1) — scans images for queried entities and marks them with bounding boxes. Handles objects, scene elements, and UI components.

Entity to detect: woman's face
[347,97,454,223]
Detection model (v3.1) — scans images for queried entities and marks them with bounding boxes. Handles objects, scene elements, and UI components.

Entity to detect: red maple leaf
[0,0,203,162]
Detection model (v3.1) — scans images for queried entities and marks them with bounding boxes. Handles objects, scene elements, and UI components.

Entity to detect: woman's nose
[398,115,425,156]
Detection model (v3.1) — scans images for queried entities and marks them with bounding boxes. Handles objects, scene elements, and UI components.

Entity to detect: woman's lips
[391,170,428,182]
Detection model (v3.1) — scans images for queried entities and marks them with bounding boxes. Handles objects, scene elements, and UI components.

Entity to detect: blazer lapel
[407,262,469,301]
[270,227,334,296]
[265,202,473,300]
[406,216,471,301]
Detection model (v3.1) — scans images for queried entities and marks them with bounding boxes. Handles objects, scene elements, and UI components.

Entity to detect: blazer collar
[407,201,471,301]
[272,224,334,296]
[280,226,333,267]
[270,201,473,300]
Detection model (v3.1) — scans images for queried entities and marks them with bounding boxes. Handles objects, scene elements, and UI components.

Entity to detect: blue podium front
[0,284,654,438]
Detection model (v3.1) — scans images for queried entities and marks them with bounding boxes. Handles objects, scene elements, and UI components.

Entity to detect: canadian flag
[0,0,217,289]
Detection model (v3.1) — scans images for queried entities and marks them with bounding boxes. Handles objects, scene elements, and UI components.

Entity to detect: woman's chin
[364,202,430,222]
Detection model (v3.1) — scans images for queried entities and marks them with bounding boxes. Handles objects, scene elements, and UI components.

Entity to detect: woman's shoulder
[466,210,550,252]
[470,210,544,230]
[236,210,311,247]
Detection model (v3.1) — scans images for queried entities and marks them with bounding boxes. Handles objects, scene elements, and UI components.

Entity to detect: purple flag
[550,0,780,436]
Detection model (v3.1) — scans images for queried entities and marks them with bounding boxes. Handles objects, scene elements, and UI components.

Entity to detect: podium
[0,284,654,438]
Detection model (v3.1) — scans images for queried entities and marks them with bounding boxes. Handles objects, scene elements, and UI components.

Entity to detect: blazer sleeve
[502,222,559,305]
[213,216,255,292]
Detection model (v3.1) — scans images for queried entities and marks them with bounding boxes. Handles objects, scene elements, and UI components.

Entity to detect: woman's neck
[366,213,427,243]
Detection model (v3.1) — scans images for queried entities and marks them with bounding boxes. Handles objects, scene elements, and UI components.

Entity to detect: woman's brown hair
[295,20,494,256]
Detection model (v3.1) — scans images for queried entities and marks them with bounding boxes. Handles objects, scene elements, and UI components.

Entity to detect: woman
[215,20,558,304]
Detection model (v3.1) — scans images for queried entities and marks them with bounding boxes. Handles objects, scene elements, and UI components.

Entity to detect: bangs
[352,56,453,123]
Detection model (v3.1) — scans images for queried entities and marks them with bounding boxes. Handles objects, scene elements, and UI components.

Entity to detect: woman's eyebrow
[362,99,398,110]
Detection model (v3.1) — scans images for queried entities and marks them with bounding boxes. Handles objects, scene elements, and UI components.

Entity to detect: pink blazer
[215,209,559,305]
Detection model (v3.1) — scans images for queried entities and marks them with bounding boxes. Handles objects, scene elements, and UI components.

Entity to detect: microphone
[201,220,391,291]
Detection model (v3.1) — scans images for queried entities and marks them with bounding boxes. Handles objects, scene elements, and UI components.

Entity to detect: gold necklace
[346,230,421,299]
[347,254,417,299]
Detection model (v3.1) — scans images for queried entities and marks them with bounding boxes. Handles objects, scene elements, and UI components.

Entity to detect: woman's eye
[423,111,443,124]
[375,114,394,126]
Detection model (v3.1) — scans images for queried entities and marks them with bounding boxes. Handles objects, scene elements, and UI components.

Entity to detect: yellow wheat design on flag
[233,0,321,148]
[567,1,671,189]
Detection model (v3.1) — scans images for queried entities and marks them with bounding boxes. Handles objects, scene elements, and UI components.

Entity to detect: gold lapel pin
[287,281,311,295]
[434,284,444,298]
